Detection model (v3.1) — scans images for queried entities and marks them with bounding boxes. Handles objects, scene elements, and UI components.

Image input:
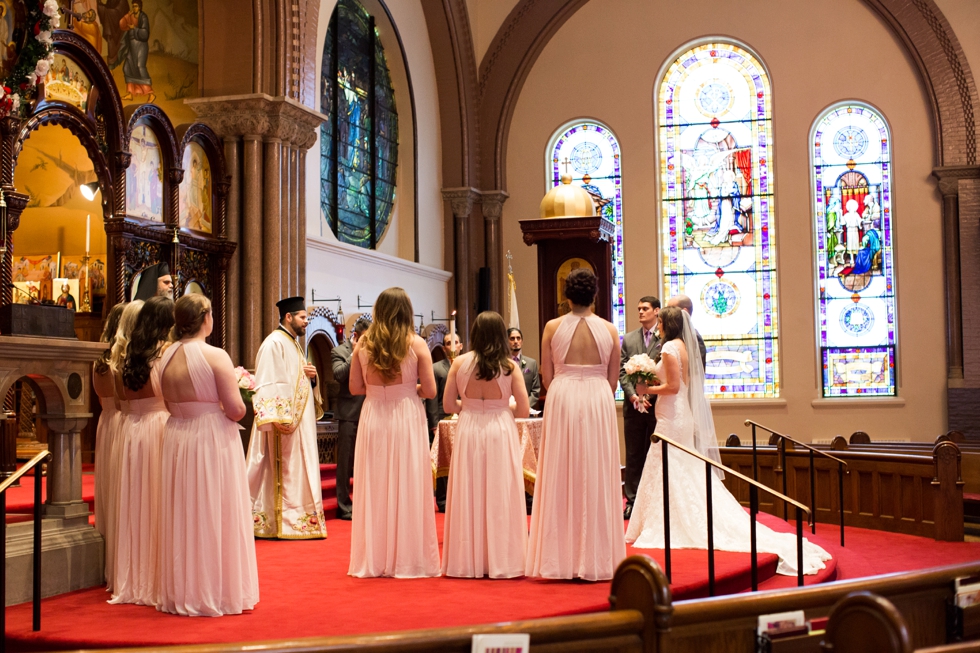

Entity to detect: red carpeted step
[5,472,95,515]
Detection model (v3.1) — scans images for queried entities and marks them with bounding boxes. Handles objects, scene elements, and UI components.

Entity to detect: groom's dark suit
[619,326,662,514]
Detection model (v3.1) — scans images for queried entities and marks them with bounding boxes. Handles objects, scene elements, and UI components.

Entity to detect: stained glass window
[658,41,779,399]
[549,122,626,342]
[812,104,896,396]
[320,0,398,249]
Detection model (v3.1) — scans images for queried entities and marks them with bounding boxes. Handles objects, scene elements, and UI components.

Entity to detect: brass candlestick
[81,254,91,313]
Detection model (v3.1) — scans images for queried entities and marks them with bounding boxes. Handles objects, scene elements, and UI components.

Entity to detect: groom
[619,296,661,520]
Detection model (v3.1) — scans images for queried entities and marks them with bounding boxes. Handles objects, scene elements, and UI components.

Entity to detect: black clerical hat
[134,262,171,301]
[276,296,306,319]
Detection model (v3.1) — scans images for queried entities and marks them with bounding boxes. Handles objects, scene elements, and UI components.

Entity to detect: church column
[934,166,980,439]
[264,137,283,332]
[224,137,242,364]
[40,417,88,520]
[297,149,308,298]
[481,190,509,313]
[442,188,480,343]
[243,135,264,366]
[284,145,297,296]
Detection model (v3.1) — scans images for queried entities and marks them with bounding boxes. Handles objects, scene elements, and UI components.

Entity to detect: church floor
[4,507,979,651]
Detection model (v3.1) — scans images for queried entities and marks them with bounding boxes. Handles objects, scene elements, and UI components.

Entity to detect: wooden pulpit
[519,215,615,332]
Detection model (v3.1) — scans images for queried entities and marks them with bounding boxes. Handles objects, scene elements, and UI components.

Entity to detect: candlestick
[449,310,457,359]
[85,214,90,255]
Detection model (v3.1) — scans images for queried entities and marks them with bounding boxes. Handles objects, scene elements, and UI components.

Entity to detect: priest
[245,296,327,539]
[133,262,174,300]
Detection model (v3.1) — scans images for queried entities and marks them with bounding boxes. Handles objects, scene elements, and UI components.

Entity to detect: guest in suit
[507,328,541,409]
[619,296,661,520]
[666,294,707,370]
[331,318,371,520]
[425,331,461,512]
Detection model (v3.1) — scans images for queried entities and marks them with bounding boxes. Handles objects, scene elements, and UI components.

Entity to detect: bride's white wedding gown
[625,340,831,576]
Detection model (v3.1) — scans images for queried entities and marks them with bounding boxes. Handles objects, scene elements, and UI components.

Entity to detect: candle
[85,214,90,255]
[450,310,457,359]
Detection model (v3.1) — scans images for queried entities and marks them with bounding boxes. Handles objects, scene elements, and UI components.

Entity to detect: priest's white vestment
[246,328,326,539]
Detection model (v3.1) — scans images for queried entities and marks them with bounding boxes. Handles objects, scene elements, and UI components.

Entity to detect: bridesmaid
[525,268,625,581]
[348,287,440,578]
[110,295,173,606]
[92,303,125,584]
[441,311,529,579]
[157,294,259,616]
[105,299,144,594]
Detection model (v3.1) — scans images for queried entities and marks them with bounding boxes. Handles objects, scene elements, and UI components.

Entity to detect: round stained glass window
[839,302,875,336]
[702,279,741,318]
[570,141,602,175]
[698,82,732,116]
[833,127,868,159]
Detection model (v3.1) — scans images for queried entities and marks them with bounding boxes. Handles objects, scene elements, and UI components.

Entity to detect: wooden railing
[77,557,980,653]
[719,441,964,540]
[0,450,50,653]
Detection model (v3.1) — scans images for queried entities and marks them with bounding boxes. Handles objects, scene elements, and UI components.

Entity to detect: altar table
[431,418,543,495]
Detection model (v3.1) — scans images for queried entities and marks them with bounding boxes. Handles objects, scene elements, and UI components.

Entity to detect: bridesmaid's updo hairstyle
[470,311,513,381]
[94,303,126,376]
[123,295,175,391]
[564,268,598,307]
[361,287,414,381]
[173,294,211,340]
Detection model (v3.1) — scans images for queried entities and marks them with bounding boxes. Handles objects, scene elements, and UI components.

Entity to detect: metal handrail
[1,449,50,650]
[744,419,849,547]
[652,432,810,593]
[0,450,50,494]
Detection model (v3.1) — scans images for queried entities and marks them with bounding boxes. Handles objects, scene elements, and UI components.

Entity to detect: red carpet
[4,465,978,650]
[4,511,801,652]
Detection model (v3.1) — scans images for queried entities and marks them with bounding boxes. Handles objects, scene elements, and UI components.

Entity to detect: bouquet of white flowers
[623,353,659,414]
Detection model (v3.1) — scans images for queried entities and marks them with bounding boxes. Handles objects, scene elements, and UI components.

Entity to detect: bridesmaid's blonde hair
[109,300,144,374]
[361,287,414,380]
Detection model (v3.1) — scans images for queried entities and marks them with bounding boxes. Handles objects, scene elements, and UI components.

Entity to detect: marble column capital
[442,187,481,219]
[480,189,509,221]
[933,165,980,197]
[185,94,327,150]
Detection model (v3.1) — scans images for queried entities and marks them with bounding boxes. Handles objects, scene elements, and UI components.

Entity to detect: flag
[507,269,520,330]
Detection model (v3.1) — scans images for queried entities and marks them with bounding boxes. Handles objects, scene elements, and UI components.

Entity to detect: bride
[625,307,831,576]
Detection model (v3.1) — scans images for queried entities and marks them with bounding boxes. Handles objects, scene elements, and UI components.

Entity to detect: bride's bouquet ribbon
[623,353,659,414]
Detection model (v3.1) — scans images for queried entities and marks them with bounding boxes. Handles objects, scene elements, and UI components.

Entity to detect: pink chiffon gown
[110,362,167,606]
[93,375,122,589]
[441,354,527,579]
[156,341,259,616]
[348,342,440,578]
[525,313,626,581]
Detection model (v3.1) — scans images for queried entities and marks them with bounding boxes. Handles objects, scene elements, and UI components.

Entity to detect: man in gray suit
[667,294,707,370]
[330,318,370,520]
[508,328,540,409]
[619,296,661,520]
[425,331,460,512]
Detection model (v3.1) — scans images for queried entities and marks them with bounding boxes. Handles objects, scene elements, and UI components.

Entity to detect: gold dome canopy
[539,174,596,219]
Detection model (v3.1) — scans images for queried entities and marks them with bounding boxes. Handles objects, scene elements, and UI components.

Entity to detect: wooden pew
[822,590,980,653]
[718,441,964,540]
[82,558,980,653]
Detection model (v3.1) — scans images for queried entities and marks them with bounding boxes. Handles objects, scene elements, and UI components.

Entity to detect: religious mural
[43,53,92,110]
[659,41,779,399]
[126,123,163,221]
[812,104,896,397]
[178,140,212,233]
[63,0,199,124]
[12,124,107,307]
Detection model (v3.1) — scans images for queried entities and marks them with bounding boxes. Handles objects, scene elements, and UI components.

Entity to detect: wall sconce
[79,182,100,201]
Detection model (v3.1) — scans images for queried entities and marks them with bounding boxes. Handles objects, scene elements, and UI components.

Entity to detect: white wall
[306,0,448,324]
[503,0,947,443]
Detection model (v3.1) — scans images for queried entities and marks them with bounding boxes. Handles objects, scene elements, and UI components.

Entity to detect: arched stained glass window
[320,0,398,249]
[812,104,896,396]
[658,41,779,399]
[549,122,626,340]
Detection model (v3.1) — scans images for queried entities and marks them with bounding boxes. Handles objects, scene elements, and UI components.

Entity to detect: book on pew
[757,610,806,636]
[956,575,980,608]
